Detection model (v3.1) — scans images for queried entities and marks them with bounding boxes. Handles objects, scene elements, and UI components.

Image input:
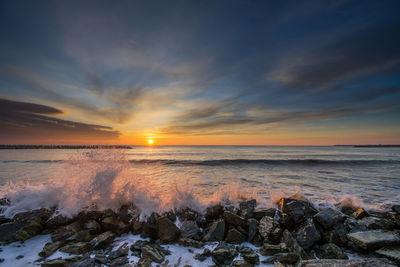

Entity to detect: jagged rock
[260,243,288,256]
[178,238,204,248]
[392,205,400,214]
[301,258,397,267]
[253,208,276,220]
[281,229,309,260]
[258,215,276,239]
[344,217,367,233]
[94,254,108,264]
[347,230,400,250]
[13,208,52,223]
[83,220,101,234]
[205,204,224,220]
[278,198,317,224]
[41,256,82,267]
[316,243,348,259]
[279,212,295,231]
[194,248,211,262]
[39,241,65,257]
[51,221,81,242]
[132,219,143,234]
[45,214,73,229]
[360,216,396,230]
[117,204,136,224]
[232,260,254,267]
[225,227,246,244]
[136,257,152,267]
[109,256,128,266]
[223,211,247,226]
[261,253,300,264]
[238,245,254,254]
[12,209,52,241]
[68,230,94,242]
[89,231,115,249]
[59,242,92,254]
[0,216,11,225]
[202,219,225,241]
[140,213,158,239]
[242,252,259,264]
[130,240,150,252]
[70,256,95,267]
[314,208,346,229]
[109,243,129,260]
[247,218,258,242]
[101,216,128,234]
[322,223,348,246]
[239,199,257,218]
[295,219,321,249]
[375,247,400,265]
[0,222,24,241]
[156,216,181,243]
[176,207,201,222]
[180,220,201,240]
[76,210,105,222]
[141,244,165,263]
[211,242,238,266]
[353,208,368,219]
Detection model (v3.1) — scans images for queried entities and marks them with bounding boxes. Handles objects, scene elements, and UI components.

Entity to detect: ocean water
[0,146,399,218]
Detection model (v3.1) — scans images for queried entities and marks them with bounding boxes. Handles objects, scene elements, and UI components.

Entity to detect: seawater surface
[0,146,399,217]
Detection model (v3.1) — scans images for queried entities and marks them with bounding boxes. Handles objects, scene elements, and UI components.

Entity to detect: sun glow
[147,139,154,145]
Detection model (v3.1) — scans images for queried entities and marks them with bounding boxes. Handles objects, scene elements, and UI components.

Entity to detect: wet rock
[16,255,24,259]
[178,237,204,248]
[242,252,259,264]
[194,248,211,262]
[101,216,128,234]
[117,204,136,224]
[352,208,368,219]
[223,211,246,226]
[130,240,150,252]
[109,242,129,260]
[225,227,246,244]
[89,231,115,249]
[347,230,400,250]
[254,208,277,220]
[260,243,288,256]
[68,230,94,242]
[59,242,92,254]
[156,216,181,243]
[211,242,238,266]
[232,260,254,267]
[202,219,225,241]
[261,253,300,264]
[12,209,52,241]
[110,256,128,266]
[141,244,166,263]
[136,257,152,267]
[344,217,367,233]
[281,229,309,260]
[360,216,396,230]
[238,245,254,254]
[70,256,95,267]
[279,212,295,231]
[94,254,108,264]
[51,221,81,242]
[179,220,201,240]
[45,215,73,229]
[295,219,321,249]
[247,218,258,242]
[140,213,158,239]
[392,205,400,214]
[39,241,65,257]
[314,208,346,229]
[83,219,101,234]
[13,208,52,223]
[239,199,257,218]
[321,223,348,246]
[205,204,224,220]
[0,222,24,241]
[316,243,348,259]
[301,258,397,267]
[176,207,201,222]
[41,256,82,267]
[278,198,317,224]
[258,215,276,240]
[375,247,400,265]
[0,216,11,225]
[76,210,104,222]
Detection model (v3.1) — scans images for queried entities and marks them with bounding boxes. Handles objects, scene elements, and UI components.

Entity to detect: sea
[0,146,400,218]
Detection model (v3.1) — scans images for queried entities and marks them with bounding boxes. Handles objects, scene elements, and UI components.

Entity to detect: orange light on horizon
[147,139,154,145]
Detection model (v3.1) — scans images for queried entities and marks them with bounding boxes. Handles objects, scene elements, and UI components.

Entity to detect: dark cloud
[0,98,119,143]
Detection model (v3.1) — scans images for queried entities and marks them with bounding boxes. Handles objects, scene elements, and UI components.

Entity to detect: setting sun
[147,139,154,145]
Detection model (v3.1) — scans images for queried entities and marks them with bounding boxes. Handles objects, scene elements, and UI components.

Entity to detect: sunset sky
[0,0,399,145]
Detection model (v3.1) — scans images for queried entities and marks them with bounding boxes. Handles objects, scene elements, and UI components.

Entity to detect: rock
[94,254,108,264]
[194,248,211,262]
[68,230,94,242]
[375,247,400,265]
[109,243,129,260]
[223,211,246,226]
[178,238,204,248]
[360,216,396,230]
[109,256,128,266]
[347,230,400,250]
[238,245,254,254]
[295,219,321,249]
[279,212,296,231]
[232,260,254,267]
[322,223,348,246]
[140,213,158,239]
[278,198,317,224]
[0,222,24,241]
[0,216,11,225]
[83,220,101,234]
[130,240,150,252]
[156,216,181,243]
[260,243,287,256]
[39,241,65,257]
[247,218,258,242]
[352,208,368,219]
[179,220,201,240]
[316,243,348,259]
[239,199,257,218]
[314,208,346,229]
[141,244,165,263]
[281,229,309,260]
[344,217,367,233]
[253,208,276,220]
[136,257,152,267]
[242,252,259,264]
[392,205,400,214]
[51,221,81,242]
[261,253,300,264]
[101,216,128,234]
[258,215,277,240]
[225,227,246,244]
[176,207,201,222]
[132,219,143,234]
[16,255,24,259]
[41,256,82,267]
[12,209,52,241]
[202,219,225,241]
[301,258,397,267]
[70,256,95,267]
[205,204,224,220]
[45,215,72,229]
[89,231,115,249]
[211,242,238,266]
[59,242,92,254]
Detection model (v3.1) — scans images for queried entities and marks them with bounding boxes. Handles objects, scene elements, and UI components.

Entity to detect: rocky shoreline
[1,197,400,266]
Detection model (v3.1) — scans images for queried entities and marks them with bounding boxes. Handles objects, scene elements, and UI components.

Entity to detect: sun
[147,139,154,145]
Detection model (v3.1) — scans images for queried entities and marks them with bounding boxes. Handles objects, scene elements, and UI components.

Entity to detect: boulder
[156,216,181,243]
[279,212,295,230]
[176,207,201,222]
[178,238,204,248]
[141,244,165,263]
[260,243,288,256]
[239,199,257,218]
[314,208,346,229]
[140,213,158,239]
[321,223,348,246]
[225,227,246,244]
[202,219,225,241]
[59,242,92,254]
[0,222,24,241]
[109,243,129,260]
[89,231,115,249]
[223,211,246,226]
[392,205,400,214]
[83,220,101,234]
[344,217,367,233]
[253,208,276,220]
[205,204,224,220]
[278,198,317,224]
[301,258,397,267]
[179,220,201,240]
[45,214,73,229]
[101,216,128,234]
[136,258,152,267]
[232,260,254,267]
[194,248,212,262]
[258,215,277,240]
[68,230,94,242]
[247,218,258,242]
[281,229,309,260]
[70,256,95,267]
[41,256,82,267]
[211,242,238,266]
[360,216,396,230]
[51,221,81,242]
[316,243,348,259]
[347,230,400,250]
[109,256,128,266]
[242,252,259,264]
[261,253,300,264]
[39,241,65,257]
[375,247,400,265]
[295,219,321,249]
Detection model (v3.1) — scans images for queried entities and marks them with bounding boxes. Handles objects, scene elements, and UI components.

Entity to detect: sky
[0,0,400,145]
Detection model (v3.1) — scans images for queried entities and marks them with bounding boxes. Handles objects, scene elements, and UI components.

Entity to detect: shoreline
[1,198,400,266]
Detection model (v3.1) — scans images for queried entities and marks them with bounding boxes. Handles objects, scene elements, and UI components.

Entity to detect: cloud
[0,98,119,143]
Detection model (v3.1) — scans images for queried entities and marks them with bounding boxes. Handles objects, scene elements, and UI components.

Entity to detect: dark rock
[316,243,348,259]
[261,252,300,264]
[83,220,101,234]
[322,223,348,246]
[41,256,82,267]
[59,242,92,254]
[238,245,254,254]
[281,229,310,260]
[51,221,81,242]
[89,231,115,249]
[239,199,256,218]
[140,213,158,239]
[202,219,225,241]
[360,216,396,230]
[344,217,367,233]
[205,204,223,220]
[258,215,277,240]
[314,208,346,229]
[141,244,165,263]
[0,216,11,225]
[278,198,317,224]
[392,205,400,214]
[352,208,368,219]
[301,258,397,267]
[347,230,400,250]
[12,209,52,241]
[232,259,253,267]
[136,257,152,267]
[247,218,258,242]
[13,208,52,223]
[94,254,108,264]
[101,216,128,234]
[260,243,288,256]
[225,227,246,244]
[176,207,201,222]
[178,237,204,248]
[295,219,321,249]
[179,220,201,240]
[279,212,295,231]
[70,256,95,267]
[39,241,65,257]
[211,242,238,266]
[242,252,259,264]
[156,216,181,243]
[76,210,104,222]
[130,240,150,252]
[109,242,129,259]
[194,248,211,262]
[0,222,24,241]
[117,204,136,224]
[110,256,128,266]
[375,247,400,265]
[16,255,24,259]
[223,211,246,226]
[45,215,73,229]
[68,230,95,242]
[253,208,276,220]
